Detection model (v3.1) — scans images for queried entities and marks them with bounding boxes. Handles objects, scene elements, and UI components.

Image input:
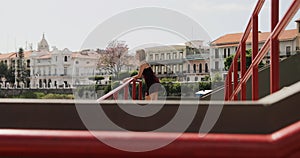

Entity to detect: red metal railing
[2,120,300,157]
[97,78,143,101]
[225,0,300,101]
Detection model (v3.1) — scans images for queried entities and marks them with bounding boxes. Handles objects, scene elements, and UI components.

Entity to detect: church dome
[38,33,49,52]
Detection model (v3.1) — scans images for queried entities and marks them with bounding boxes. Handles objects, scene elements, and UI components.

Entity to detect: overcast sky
[0,0,299,53]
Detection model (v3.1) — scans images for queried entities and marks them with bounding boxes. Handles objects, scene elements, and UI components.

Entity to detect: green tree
[224,49,264,71]
[16,48,30,86]
[130,70,138,77]
[0,62,15,84]
[88,75,105,84]
[0,62,9,78]
[6,68,15,84]
[212,73,222,82]
[199,82,211,90]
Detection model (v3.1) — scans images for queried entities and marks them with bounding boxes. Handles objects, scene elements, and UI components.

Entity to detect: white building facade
[138,40,210,82]
[30,35,100,88]
[210,20,300,80]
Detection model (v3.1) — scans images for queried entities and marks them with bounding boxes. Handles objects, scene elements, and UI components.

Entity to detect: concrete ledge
[0,83,298,134]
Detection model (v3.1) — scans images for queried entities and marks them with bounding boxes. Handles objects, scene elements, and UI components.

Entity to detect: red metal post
[124,85,129,100]
[228,70,232,100]
[138,80,143,100]
[224,77,228,100]
[233,59,238,100]
[270,0,280,93]
[241,42,246,100]
[132,80,136,100]
[113,93,118,100]
[252,14,259,100]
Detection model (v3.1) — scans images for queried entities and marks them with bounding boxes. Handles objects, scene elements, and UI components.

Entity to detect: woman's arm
[132,63,149,80]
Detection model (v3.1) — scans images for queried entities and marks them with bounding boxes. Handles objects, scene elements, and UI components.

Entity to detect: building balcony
[148,59,185,65]
[185,54,209,60]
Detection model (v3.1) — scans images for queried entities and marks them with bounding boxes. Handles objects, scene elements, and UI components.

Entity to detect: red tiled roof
[0,51,33,60]
[0,52,16,59]
[215,44,239,48]
[211,29,298,46]
[24,51,33,58]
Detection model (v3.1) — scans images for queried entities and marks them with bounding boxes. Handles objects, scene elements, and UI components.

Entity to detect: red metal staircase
[225,0,300,101]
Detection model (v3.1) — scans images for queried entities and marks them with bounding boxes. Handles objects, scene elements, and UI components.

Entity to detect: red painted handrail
[97,78,143,101]
[225,0,300,101]
[2,120,300,157]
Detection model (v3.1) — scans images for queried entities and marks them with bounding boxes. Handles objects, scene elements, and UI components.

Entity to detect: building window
[150,55,153,61]
[64,56,68,62]
[195,48,200,54]
[173,52,177,59]
[215,49,219,58]
[76,61,79,64]
[187,64,190,73]
[179,52,183,59]
[286,46,291,57]
[199,64,202,73]
[155,54,159,60]
[173,65,177,73]
[205,63,208,73]
[165,65,169,73]
[228,48,231,57]
[223,48,227,58]
[193,64,196,73]
[158,66,162,74]
[75,68,79,76]
[179,64,183,72]
[37,69,41,76]
[64,67,67,75]
[169,65,173,73]
[161,54,164,60]
[215,61,219,70]
[187,77,190,81]
[55,56,58,62]
[167,53,171,60]
[27,60,30,68]
[195,77,198,81]
[161,65,165,74]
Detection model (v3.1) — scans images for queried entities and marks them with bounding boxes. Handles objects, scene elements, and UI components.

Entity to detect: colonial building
[210,19,300,80]
[142,44,186,81]
[137,40,210,82]
[1,34,138,88]
[30,35,101,88]
[184,40,210,82]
